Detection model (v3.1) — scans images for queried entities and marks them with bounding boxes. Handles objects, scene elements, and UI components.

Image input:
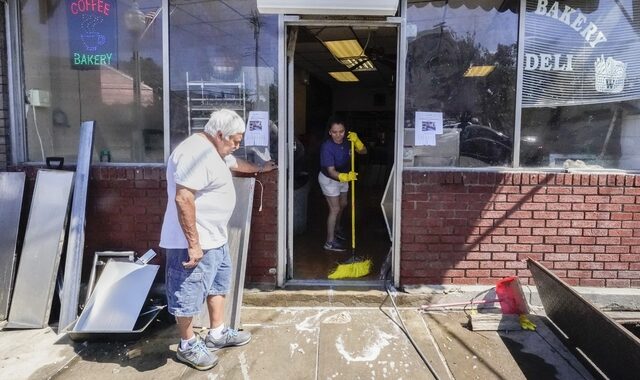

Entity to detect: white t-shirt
[160,134,238,250]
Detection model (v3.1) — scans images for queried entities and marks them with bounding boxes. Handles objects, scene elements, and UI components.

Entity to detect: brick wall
[0,2,9,170]
[401,171,640,288]
[17,166,278,287]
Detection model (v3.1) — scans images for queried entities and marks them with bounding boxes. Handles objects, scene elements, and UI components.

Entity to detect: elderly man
[160,109,276,370]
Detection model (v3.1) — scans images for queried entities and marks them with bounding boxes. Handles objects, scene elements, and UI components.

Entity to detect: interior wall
[332,86,395,112]
[293,67,307,137]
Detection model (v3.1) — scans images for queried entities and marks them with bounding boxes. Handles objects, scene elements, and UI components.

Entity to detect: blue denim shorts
[165,245,232,317]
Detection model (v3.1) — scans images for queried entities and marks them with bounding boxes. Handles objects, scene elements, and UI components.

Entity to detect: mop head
[328,258,373,279]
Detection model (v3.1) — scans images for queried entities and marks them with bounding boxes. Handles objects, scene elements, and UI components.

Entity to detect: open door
[284,21,399,285]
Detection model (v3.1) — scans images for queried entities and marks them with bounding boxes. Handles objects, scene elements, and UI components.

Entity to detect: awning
[257,0,399,16]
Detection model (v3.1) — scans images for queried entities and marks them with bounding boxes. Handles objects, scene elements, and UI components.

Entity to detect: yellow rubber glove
[519,314,536,331]
[347,132,365,151]
[338,171,358,182]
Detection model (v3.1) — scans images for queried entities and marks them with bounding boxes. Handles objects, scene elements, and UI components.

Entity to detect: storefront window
[404,0,519,167]
[20,0,164,163]
[521,0,640,169]
[169,0,278,163]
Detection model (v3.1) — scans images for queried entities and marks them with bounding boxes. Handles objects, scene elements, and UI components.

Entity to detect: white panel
[7,170,74,328]
[257,0,399,16]
[74,260,159,332]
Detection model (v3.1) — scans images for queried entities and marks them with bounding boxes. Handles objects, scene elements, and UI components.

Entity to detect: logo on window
[594,56,626,94]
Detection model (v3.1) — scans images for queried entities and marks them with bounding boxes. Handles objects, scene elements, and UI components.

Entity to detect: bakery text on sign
[525,0,608,72]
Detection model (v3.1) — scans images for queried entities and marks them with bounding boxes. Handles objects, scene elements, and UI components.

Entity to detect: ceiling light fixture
[323,39,364,58]
[329,71,359,82]
[463,65,496,77]
[341,57,376,72]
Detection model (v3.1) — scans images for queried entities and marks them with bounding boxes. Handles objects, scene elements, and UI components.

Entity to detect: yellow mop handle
[351,140,355,250]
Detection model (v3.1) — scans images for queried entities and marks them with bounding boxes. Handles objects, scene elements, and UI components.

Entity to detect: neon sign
[66,0,117,69]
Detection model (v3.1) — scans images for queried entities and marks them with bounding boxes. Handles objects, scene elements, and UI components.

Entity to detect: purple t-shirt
[320,139,350,177]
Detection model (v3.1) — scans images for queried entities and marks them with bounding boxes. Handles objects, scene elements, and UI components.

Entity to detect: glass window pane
[169,0,278,164]
[521,0,640,169]
[405,0,519,167]
[20,0,164,163]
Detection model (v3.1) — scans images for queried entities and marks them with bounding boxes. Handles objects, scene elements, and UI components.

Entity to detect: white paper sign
[414,112,443,146]
[244,111,269,147]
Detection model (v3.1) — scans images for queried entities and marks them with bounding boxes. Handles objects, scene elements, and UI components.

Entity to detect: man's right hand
[182,246,204,269]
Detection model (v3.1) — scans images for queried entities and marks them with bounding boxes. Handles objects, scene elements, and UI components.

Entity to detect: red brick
[583,229,608,237]
[547,203,572,211]
[451,278,479,285]
[569,253,595,261]
[571,236,596,245]
[491,269,517,277]
[616,271,640,279]
[466,269,490,277]
[605,262,629,270]
[571,220,597,229]
[519,253,544,261]
[533,194,558,203]
[606,279,631,287]
[558,228,582,236]
[606,246,630,254]
[492,252,517,261]
[595,254,620,262]
[531,244,555,253]
[611,195,635,204]
[596,220,621,228]
[591,270,617,279]
[568,270,592,278]
[555,245,580,253]
[546,220,572,228]
[545,253,569,261]
[559,195,585,203]
[533,211,558,219]
[480,244,505,252]
[597,237,620,244]
[520,219,546,227]
[598,203,622,212]
[480,261,505,269]
[547,186,572,194]
[554,261,579,269]
[580,245,605,253]
[506,261,528,269]
[579,262,604,270]
[518,236,543,244]
[620,254,640,262]
[466,252,492,260]
[580,279,606,286]
[506,244,531,252]
[506,227,531,235]
[585,195,610,203]
[611,213,633,221]
[545,236,570,244]
[599,187,624,195]
[610,229,633,237]
[492,235,518,244]
[572,203,598,211]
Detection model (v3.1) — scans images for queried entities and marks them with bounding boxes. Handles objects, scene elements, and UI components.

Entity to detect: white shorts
[318,172,348,197]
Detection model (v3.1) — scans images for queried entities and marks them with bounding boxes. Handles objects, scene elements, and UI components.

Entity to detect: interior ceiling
[294,26,398,87]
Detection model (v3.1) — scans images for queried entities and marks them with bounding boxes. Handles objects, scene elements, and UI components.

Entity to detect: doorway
[286,24,398,283]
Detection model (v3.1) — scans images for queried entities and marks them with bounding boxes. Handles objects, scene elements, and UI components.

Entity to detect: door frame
[277,15,405,288]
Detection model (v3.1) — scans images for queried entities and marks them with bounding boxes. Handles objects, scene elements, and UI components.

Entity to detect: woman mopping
[318,117,367,251]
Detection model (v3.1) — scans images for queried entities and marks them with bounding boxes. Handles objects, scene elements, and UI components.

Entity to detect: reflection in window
[405,0,519,167]
[20,0,164,163]
[521,0,640,169]
[169,0,278,164]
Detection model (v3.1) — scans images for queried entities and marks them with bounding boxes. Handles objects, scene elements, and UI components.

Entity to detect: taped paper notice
[244,111,269,146]
[414,112,443,146]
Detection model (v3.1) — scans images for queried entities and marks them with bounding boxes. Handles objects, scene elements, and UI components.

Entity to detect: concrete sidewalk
[1,305,594,380]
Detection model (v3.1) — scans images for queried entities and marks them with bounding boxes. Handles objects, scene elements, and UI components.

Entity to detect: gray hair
[204,109,245,139]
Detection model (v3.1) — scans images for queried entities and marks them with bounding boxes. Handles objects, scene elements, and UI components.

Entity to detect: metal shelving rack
[186,72,246,135]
